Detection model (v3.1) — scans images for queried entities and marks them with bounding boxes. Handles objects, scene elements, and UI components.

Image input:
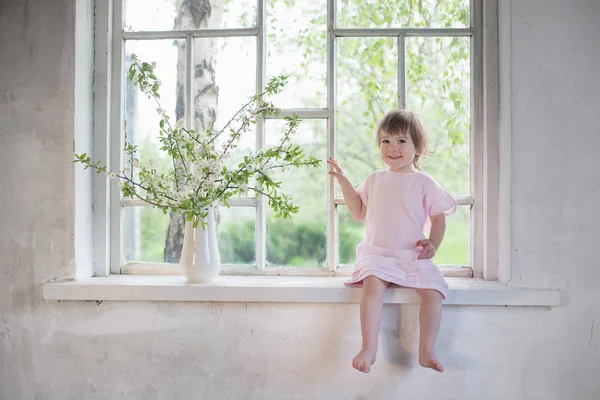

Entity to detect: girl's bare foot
[352,348,377,373]
[419,353,444,372]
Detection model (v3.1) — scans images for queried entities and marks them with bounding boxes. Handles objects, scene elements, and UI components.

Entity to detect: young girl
[327,110,456,374]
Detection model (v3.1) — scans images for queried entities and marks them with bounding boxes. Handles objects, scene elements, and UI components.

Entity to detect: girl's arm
[339,178,366,221]
[428,213,446,250]
[327,157,366,221]
[416,213,446,259]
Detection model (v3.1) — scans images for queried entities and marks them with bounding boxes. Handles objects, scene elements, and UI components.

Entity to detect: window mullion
[122,28,258,40]
[471,0,484,278]
[336,28,473,38]
[185,34,194,129]
[398,33,406,109]
[327,0,337,272]
[266,109,329,119]
[109,0,124,275]
[256,0,267,270]
[483,0,501,281]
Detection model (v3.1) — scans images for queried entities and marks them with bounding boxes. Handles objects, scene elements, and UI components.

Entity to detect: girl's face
[379,131,418,173]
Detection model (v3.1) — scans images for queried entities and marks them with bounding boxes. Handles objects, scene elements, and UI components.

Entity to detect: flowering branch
[74,54,321,228]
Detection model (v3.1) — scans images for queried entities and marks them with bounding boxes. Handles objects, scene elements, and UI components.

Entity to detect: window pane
[124,40,185,185]
[406,36,470,195]
[218,206,256,264]
[336,0,469,29]
[124,0,256,32]
[123,206,258,265]
[266,0,327,108]
[433,205,469,265]
[123,206,171,263]
[194,37,256,171]
[338,205,365,265]
[337,37,397,197]
[266,119,327,267]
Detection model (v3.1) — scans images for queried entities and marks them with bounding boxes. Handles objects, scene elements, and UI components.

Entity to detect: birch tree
[164,0,225,262]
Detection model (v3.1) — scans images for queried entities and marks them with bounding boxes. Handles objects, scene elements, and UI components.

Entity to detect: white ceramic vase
[180,207,221,283]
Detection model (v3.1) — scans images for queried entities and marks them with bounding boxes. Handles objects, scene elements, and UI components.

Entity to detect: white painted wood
[453,195,475,205]
[42,275,561,306]
[121,198,259,207]
[122,263,337,276]
[109,0,125,275]
[483,0,500,281]
[326,0,338,272]
[265,109,329,119]
[398,33,406,109]
[335,28,473,37]
[497,0,512,284]
[471,0,485,279]
[122,28,259,40]
[124,28,473,40]
[121,262,473,278]
[92,0,113,277]
[185,34,193,130]
[255,0,267,270]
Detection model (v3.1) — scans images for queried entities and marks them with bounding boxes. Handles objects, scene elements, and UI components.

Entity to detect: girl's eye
[382,140,389,143]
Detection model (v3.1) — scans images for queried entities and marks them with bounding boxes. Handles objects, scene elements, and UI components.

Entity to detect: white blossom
[171,191,187,202]
[237,182,248,196]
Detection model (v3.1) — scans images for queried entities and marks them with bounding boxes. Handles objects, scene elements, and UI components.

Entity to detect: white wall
[1,0,599,399]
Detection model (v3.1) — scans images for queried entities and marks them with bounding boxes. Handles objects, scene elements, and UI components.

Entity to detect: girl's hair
[376,109,431,170]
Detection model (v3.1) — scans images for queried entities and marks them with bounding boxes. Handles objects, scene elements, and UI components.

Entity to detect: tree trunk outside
[163,0,224,263]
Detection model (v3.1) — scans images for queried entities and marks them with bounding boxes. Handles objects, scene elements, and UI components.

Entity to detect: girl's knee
[415,288,443,302]
[362,276,389,292]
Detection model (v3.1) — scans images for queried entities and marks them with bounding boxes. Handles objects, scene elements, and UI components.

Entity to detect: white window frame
[91,0,501,282]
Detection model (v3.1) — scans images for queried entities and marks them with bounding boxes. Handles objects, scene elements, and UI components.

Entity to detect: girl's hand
[415,239,436,260]
[327,157,350,185]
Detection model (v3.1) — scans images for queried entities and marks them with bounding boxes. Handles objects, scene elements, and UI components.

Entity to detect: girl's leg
[414,288,444,372]
[353,276,389,373]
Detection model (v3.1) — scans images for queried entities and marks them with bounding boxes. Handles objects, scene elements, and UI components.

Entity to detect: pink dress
[344,169,457,299]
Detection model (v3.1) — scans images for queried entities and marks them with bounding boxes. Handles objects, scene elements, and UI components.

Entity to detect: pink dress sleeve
[424,176,457,216]
[356,173,374,207]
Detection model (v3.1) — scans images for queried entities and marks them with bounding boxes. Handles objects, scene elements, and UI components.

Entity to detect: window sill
[43,275,561,306]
